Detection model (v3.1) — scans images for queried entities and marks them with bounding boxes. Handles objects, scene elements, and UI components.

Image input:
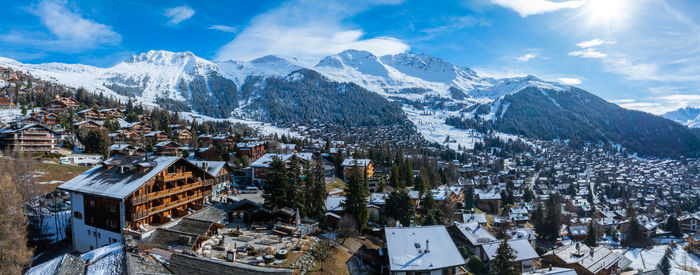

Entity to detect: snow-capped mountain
[663,107,700,128]
[1,49,697,157]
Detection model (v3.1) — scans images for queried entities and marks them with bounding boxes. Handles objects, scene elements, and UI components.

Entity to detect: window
[73,211,82,219]
[109,204,117,213]
[89,200,95,207]
[87,229,90,235]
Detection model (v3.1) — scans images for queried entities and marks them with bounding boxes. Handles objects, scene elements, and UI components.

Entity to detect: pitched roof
[57,155,180,199]
[481,239,539,262]
[385,226,464,272]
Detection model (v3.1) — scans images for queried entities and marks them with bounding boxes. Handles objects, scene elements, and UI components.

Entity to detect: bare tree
[311,239,331,271]
[0,172,33,274]
[337,214,358,245]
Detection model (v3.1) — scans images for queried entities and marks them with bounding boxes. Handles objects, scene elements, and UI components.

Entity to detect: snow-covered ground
[619,244,700,274]
[404,107,481,151]
[29,210,70,245]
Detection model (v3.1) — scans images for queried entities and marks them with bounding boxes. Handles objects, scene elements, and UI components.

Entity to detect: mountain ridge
[1,49,698,157]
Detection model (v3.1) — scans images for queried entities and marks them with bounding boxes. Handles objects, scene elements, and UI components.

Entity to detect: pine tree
[262,157,289,210]
[657,249,672,275]
[344,166,368,232]
[286,157,305,215]
[622,208,649,248]
[491,239,517,275]
[305,162,326,222]
[390,163,402,189]
[464,187,475,210]
[385,190,413,226]
[585,223,597,247]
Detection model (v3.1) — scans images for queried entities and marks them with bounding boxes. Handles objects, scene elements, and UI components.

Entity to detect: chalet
[0,123,57,152]
[481,239,539,273]
[341,158,374,180]
[567,225,588,241]
[58,155,215,252]
[212,134,236,148]
[422,185,463,208]
[74,120,103,132]
[680,213,700,234]
[249,153,313,183]
[109,131,140,145]
[154,141,181,156]
[236,140,265,161]
[145,131,170,144]
[174,129,192,144]
[198,134,216,147]
[475,188,502,211]
[447,222,497,258]
[32,110,58,125]
[122,121,153,136]
[190,161,233,197]
[100,108,124,119]
[461,213,488,225]
[544,243,631,275]
[0,96,14,108]
[47,97,79,113]
[384,226,465,275]
[194,147,221,161]
[78,108,103,120]
[138,115,150,125]
[109,144,145,156]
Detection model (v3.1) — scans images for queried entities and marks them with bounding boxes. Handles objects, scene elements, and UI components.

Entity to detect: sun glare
[586,0,628,24]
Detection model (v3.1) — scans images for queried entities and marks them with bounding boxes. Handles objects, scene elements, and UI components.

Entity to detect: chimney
[590,247,595,257]
[425,240,430,253]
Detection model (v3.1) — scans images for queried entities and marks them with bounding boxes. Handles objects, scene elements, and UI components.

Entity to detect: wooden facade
[0,124,57,152]
[127,159,214,230]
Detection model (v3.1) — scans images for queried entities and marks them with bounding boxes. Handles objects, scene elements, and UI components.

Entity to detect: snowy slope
[0,49,579,148]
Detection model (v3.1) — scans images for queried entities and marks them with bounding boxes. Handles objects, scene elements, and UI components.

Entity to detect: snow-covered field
[404,107,481,151]
[620,244,700,274]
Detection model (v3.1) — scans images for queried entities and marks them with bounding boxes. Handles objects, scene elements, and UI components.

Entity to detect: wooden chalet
[47,97,79,113]
[0,96,14,108]
[194,147,221,161]
[174,130,192,144]
[58,155,216,252]
[0,123,58,153]
[154,141,182,156]
[145,131,170,145]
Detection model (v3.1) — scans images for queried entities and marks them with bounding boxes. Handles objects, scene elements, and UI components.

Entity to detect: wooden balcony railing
[133,181,204,204]
[131,192,203,220]
[157,171,193,182]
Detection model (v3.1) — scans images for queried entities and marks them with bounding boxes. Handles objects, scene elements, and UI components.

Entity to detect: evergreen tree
[622,208,649,248]
[286,157,305,215]
[385,190,413,226]
[305,162,326,222]
[585,223,597,247]
[390,163,401,189]
[657,248,672,275]
[82,130,109,157]
[490,239,517,275]
[464,187,475,210]
[666,216,682,238]
[262,157,289,210]
[344,166,368,232]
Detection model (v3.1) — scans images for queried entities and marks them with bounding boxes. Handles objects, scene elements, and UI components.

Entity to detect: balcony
[132,181,204,204]
[157,171,193,182]
[131,192,203,221]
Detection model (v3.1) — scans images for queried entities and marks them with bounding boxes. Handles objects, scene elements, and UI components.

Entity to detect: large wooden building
[58,155,215,252]
[0,123,58,152]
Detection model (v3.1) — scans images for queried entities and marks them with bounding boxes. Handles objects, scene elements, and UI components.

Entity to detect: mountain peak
[125,50,206,66]
[315,49,388,77]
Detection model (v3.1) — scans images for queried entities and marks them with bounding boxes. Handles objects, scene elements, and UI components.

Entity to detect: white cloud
[209,25,238,33]
[618,94,700,114]
[0,0,121,51]
[490,0,584,17]
[215,0,409,65]
[165,6,195,25]
[515,53,536,62]
[568,48,606,58]
[576,38,614,48]
[557,77,581,85]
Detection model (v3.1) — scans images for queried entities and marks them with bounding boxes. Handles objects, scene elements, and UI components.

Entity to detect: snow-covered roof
[370,193,389,205]
[341,158,371,167]
[58,155,180,199]
[385,226,464,272]
[482,239,539,262]
[249,153,313,168]
[462,213,487,224]
[189,161,228,177]
[453,222,496,245]
[326,196,345,212]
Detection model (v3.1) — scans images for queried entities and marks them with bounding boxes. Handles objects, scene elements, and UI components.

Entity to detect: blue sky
[1,0,699,114]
